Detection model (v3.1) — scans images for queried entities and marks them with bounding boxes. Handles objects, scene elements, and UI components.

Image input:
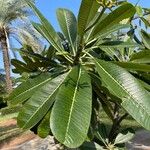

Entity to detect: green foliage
[9,0,150,149]
[17,73,68,129]
[141,29,150,49]
[9,73,52,105]
[37,111,51,138]
[114,130,134,145]
[95,59,150,130]
[50,66,92,148]
[91,3,136,38]
[56,8,77,55]
[27,1,64,53]
[78,0,99,39]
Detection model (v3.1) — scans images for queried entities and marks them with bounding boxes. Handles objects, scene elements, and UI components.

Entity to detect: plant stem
[73,45,83,65]
[94,86,114,121]
[108,106,128,143]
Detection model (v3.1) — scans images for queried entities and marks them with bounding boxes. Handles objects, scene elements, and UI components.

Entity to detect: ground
[0,118,150,149]
[0,118,62,150]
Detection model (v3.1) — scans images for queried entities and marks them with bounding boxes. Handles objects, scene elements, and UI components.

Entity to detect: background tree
[0,0,42,94]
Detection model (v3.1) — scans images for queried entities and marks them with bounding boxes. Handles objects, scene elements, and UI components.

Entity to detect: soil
[0,119,61,150]
[0,133,36,150]
[0,119,16,127]
[0,119,36,149]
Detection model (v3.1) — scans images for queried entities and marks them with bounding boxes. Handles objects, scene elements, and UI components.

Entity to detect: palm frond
[0,0,34,27]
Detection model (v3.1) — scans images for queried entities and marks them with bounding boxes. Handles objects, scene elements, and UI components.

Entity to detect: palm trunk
[0,27,12,94]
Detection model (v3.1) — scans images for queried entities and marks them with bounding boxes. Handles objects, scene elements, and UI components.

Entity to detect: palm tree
[0,0,38,94]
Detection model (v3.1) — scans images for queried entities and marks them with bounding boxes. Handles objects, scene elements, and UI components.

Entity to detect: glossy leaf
[80,141,103,150]
[46,46,56,60]
[92,3,136,38]
[95,59,150,130]
[114,62,150,72]
[141,17,150,27]
[95,24,130,40]
[50,66,92,148]
[99,41,142,48]
[95,123,108,142]
[57,8,77,54]
[26,0,63,52]
[141,29,150,49]
[138,79,150,92]
[114,130,134,144]
[11,59,32,73]
[136,6,143,17]
[17,73,68,129]
[9,73,52,105]
[78,0,99,39]
[130,50,150,63]
[37,111,51,138]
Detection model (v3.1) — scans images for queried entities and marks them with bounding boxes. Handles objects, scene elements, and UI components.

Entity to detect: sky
[35,0,150,30]
[0,0,150,73]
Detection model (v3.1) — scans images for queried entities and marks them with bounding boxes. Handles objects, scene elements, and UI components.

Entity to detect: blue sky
[35,0,150,30]
[0,0,150,72]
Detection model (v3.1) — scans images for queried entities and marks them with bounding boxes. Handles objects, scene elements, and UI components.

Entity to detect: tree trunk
[0,27,13,94]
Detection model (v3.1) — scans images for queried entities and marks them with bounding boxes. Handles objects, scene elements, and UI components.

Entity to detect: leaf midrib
[28,1,63,52]
[22,74,68,129]
[96,60,150,115]
[94,5,134,36]
[64,68,82,142]
[63,10,75,54]
[13,76,52,100]
[41,25,62,52]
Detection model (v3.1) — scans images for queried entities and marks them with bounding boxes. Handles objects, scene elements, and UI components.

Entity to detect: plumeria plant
[9,0,150,149]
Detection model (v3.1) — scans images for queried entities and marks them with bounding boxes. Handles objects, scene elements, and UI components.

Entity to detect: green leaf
[80,141,104,150]
[11,59,32,73]
[92,3,136,38]
[46,46,56,60]
[99,41,142,48]
[131,58,150,64]
[141,17,150,27]
[130,50,150,63]
[95,123,108,142]
[9,73,52,105]
[98,47,118,60]
[141,29,150,49]
[17,73,68,129]
[56,8,77,54]
[96,24,130,40]
[50,66,92,148]
[138,79,150,92]
[78,0,99,39]
[37,111,51,138]
[136,6,143,17]
[114,130,134,144]
[26,1,63,52]
[95,59,150,130]
[114,62,150,72]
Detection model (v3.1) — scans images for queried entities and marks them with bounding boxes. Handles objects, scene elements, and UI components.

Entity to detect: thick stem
[108,104,128,143]
[73,45,83,65]
[0,27,13,94]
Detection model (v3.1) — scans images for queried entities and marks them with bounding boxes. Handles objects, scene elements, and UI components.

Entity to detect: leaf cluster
[9,0,150,149]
